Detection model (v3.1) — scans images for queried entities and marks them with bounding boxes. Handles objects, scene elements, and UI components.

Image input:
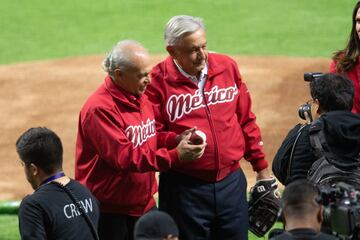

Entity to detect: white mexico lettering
[63,198,94,219]
[125,118,156,148]
[166,85,238,122]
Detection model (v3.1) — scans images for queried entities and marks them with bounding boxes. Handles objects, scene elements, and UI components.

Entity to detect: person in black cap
[134,210,179,240]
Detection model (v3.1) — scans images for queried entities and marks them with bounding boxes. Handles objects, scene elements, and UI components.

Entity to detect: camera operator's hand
[176,133,206,161]
[304,111,312,125]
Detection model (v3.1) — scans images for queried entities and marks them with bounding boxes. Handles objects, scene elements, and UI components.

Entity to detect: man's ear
[310,99,321,120]
[282,212,287,229]
[29,163,39,176]
[313,99,321,114]
[317,205,323,223]
[166,45,176,58]
[112,69,126,87]
[114,69,123,80]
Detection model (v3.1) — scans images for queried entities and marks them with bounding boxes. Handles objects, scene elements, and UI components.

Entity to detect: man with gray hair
[75,40,206,240]
[146,15,274,239]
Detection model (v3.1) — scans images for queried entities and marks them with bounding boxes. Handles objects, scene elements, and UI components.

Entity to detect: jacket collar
[164,53,225,83]
[104,75,143,110]
[173,59,208,82]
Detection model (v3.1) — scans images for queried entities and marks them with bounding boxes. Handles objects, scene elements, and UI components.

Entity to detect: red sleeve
[235,71,268,171]
[147,69,178,149]
[82,107,179,173]
[156,131,178,149]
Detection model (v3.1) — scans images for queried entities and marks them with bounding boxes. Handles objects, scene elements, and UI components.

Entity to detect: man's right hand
[175,127,197,144]
[176,133,206,161]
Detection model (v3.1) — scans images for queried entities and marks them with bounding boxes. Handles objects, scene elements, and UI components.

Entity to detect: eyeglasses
[306,99,314,105]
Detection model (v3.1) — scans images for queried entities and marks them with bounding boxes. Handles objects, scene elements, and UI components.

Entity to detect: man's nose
[198,48,206,60]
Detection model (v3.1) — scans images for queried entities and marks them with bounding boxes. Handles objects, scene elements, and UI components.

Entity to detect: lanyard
[40,172,65,186]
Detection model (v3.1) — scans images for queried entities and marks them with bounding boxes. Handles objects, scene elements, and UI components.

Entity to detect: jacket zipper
[201,82,220,176]
[139,104,153,208]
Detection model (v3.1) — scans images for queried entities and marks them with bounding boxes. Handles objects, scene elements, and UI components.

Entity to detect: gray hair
[102,40,147,76]
[164,15,205,46]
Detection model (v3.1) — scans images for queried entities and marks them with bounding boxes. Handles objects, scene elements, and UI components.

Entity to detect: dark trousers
[98,212,138,240]
[159,169,248,240]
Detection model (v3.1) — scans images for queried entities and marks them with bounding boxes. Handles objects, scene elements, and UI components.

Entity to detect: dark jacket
[272,111,360,185]
[270,228,338,240]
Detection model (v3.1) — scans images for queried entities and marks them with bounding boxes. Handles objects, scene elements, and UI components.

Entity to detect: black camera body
[320,182,360,239]
[304,72,324,82]
[298,72,325,122]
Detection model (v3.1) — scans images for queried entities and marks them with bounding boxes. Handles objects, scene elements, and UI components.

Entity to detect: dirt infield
[0,54,330,200]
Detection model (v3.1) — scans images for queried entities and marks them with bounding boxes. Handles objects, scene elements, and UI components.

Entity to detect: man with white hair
[146,15,273,239]
[75,40,206,240]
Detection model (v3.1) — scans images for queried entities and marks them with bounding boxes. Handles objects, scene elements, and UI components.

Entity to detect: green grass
[0,0,353,238]
[0,0,356,64]
[0,215,20,240]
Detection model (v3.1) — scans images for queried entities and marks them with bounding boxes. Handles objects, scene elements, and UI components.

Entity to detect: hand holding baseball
[189,130,207,145]
[176,132,206,161]
[176,127,197,144]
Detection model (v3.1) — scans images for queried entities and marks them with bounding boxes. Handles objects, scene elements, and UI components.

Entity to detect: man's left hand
[256,168,272,181]
[248,176,281,237]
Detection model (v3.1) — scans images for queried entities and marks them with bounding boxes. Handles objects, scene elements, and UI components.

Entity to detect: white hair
[164,15,205,46]
[102,40,147,76]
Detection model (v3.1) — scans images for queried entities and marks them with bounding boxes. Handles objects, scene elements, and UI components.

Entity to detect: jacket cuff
[168,148,180,167]
[251,158,269,172]
[166,132,178,149]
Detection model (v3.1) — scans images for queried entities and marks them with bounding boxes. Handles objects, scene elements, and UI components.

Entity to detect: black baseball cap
[134,210,179,240]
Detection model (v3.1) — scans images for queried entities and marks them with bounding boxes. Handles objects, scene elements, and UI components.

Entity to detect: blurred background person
[330,1,360,114]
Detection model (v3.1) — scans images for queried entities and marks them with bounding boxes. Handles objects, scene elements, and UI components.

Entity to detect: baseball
[190,130,207,145]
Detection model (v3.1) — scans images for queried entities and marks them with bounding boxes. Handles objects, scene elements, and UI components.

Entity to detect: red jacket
[146,53,268,182]
[329,59,360,114]
[75,76,179,216]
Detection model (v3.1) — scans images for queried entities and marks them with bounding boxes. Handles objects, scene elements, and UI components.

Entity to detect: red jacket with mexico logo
[75,76,179,216]
[146,53,268,182]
